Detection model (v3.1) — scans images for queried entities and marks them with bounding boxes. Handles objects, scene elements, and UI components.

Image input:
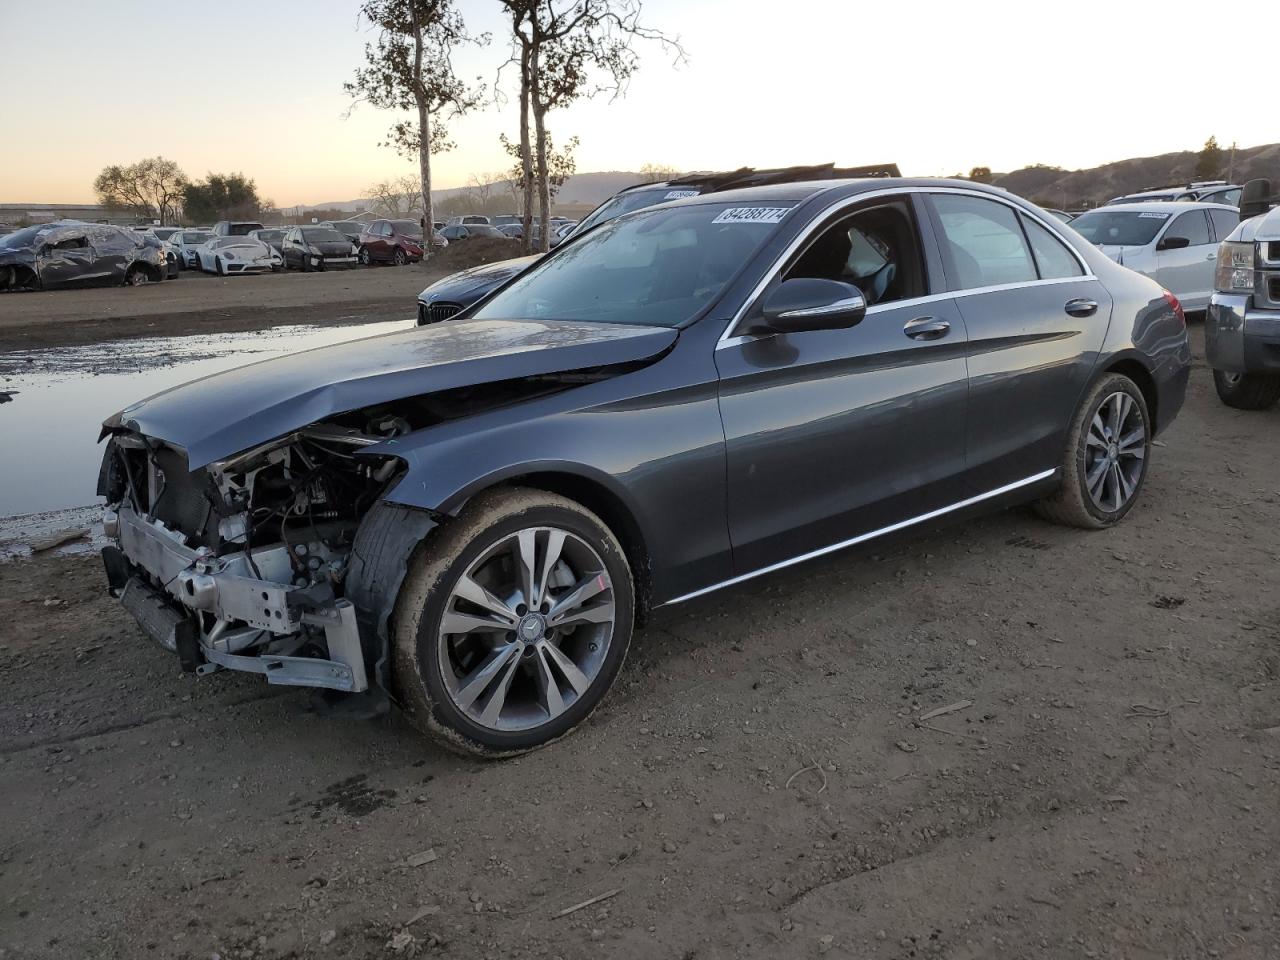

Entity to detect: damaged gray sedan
[99,179,1190,756]
[1,220,169,291]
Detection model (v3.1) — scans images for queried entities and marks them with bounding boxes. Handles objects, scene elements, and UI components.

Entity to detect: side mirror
[1158,235,1190,251]
[752,278,867,335]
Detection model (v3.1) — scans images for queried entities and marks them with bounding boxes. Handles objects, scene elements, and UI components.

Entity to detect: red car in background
[357,219,425,266]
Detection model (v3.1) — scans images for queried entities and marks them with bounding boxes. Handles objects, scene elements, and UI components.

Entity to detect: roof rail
[660,162,902,194]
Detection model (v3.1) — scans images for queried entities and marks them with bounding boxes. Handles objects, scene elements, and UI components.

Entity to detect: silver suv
[1205,179,1280,408]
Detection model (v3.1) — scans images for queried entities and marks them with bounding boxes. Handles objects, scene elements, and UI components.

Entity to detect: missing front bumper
[107,508,369,693]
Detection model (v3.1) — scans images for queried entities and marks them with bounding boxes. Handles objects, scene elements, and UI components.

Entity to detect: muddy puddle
[0,318,415,540]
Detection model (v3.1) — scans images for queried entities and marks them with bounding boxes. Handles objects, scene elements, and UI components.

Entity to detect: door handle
[1064,298,1098,318]
[903,317,950,340]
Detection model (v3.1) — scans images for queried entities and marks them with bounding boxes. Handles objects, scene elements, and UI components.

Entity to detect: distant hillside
[303,170,647,215]
[992,143,1280,208]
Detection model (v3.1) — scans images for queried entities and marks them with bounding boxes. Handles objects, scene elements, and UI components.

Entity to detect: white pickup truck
[1205,179,1280,408]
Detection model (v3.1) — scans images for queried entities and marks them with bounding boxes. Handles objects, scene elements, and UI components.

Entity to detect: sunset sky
[2,0,1273,207]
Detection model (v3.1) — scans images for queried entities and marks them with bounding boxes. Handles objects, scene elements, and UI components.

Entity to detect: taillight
[1162,289,1185,326]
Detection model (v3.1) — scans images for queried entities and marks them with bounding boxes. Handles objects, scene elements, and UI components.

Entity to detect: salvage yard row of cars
[101,166,1212,758]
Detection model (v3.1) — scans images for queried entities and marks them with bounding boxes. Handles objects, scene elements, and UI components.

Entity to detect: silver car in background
[1069,201,1241,311]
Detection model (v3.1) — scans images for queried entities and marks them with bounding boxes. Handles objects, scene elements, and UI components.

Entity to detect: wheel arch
[1101,353,1158,429]
[391,462,655,624]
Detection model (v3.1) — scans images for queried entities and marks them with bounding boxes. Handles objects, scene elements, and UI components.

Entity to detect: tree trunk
[410,4,433,261]
[533,97,551,254]
[518,44,535,255]
[418,98,434,255]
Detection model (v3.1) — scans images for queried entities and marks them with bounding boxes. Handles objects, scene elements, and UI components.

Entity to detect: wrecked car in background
[99,177,1189,758]
[0,220,169,291]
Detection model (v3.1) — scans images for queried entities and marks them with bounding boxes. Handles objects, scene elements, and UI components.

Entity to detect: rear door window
[930,194,1037,289]
[1020,215,1084,279]
[1165,210,1211,246]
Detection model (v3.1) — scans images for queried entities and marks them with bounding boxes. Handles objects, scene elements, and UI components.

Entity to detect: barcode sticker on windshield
[664,190,699,199]
[1138,212,1170,219]
[712,207,790,225]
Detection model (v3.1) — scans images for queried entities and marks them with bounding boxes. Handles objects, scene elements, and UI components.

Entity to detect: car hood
[311,240,354,256]
[419,255,541,306]
[107,317,678,468]
[1234,206,1280,242]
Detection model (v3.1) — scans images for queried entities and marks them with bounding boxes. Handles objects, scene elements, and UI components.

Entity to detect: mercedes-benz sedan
[98,178,1190,757]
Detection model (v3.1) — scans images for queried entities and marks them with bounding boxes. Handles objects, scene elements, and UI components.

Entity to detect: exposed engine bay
[98,413,413,693]
[95,367,630,694]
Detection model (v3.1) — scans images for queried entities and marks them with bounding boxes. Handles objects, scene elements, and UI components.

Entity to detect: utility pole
[1227,141,1238,182]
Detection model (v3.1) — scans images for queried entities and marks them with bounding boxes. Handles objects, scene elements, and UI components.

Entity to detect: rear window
[574,186,700,235]
[1069,210,1169,247]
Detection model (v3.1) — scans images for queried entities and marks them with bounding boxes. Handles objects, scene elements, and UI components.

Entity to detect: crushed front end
[97,422,413,693]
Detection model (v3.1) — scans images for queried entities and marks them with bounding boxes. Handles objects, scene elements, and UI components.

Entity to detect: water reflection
[0,319,414,518]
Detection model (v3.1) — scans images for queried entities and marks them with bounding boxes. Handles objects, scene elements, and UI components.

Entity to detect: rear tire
[1212,369,1280,410]
[1034,373,1151,529]
[392,487,634,758]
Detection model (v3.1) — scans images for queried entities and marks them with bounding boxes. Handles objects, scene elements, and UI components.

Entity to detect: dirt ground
[2,330,1279,960]
[0,266,443,353]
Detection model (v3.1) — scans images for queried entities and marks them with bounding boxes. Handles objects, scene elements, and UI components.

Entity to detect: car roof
[1085,200,1224,213]
[654,176,1039,210]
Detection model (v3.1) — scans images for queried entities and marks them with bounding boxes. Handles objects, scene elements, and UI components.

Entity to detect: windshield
[473,200,793,328]
[1070,210,1169,247]
[256,230,284,243]
[0,225,45,248]
[573,186,701,236]
[181,232,210,244]
[152,228,179,240]
[302,228,346,243]
[391,220,423,239]
[227,222,263,235]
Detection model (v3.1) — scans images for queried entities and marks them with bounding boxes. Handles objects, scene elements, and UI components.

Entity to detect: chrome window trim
[715,185,1095,349]
[659,469,1057,607]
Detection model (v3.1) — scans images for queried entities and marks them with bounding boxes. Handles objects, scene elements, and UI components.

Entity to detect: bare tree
[94,157,188,224]
[499,1,684,252]
[365,175,423,218]
[346,0,485,256]
[638,162,678,183]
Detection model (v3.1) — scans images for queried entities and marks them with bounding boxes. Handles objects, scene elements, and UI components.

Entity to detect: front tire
[392,488,634,758]
[1212,369,1280,410]
[392,247,407,266]
[1034,373,1151,529]
[358,246,371,266]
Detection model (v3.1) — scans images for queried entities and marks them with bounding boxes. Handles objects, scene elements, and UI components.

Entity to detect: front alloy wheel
[393,488,633,757]
[392,247,407,266]
[358,246,371,266]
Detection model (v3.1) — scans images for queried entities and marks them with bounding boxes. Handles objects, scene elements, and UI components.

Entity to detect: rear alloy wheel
[1035,373,1150,529]
[393,488,633,757]
[392,247,407,266]
[1212,369,1280,410]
